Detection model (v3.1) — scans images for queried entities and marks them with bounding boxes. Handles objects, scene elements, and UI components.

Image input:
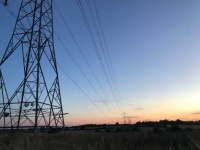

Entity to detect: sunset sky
[0,0,200,126]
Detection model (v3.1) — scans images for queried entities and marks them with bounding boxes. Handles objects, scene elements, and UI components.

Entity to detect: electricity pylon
[0,0,65,132]
[121,112,127,124]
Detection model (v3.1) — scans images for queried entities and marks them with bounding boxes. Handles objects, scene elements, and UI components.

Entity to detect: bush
[153,127,164,134]
[170,124,181,132]
[116,128,122,132]
[132,125,140,132]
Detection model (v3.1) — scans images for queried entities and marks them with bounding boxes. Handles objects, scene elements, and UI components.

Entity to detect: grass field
[0,127,200,150]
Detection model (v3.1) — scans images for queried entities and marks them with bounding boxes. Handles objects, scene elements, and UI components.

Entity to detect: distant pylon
[0,0,65,132]
[121,112,127,124]
[127,118,131,124]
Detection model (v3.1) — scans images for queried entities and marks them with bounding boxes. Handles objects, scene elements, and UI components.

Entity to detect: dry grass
[0,129,200,150]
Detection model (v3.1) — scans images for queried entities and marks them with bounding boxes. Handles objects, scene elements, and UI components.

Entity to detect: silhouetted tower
[121,112,127,124]
[0,0,65,131]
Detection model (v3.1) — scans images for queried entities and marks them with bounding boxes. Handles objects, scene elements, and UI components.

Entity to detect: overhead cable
[86,0,125,112]
[76,0,122,113]
[54,31,117,116]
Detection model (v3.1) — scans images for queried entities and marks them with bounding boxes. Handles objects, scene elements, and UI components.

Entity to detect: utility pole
[0,0,65,132]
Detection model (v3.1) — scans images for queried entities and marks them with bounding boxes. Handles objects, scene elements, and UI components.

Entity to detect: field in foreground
[0,129,200,150]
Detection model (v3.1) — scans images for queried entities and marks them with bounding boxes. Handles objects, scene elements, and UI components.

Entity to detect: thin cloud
[94,100,111,105]
[135,107,143,111]
[191,111,200,115]
[126,116,138,118]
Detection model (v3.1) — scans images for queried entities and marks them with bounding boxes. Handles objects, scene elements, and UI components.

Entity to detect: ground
[0,125,200,150]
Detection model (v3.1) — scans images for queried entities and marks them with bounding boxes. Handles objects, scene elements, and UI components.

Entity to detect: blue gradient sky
[0,0,200,126]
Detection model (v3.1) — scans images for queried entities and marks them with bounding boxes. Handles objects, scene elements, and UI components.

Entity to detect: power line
[76,0,122,113]
[54,31,117,116]
[53,0,120,115]
[53,1,110,103]
[0,0,17,19]
[92,0,125,111]
[85,0,125,112]
[57,63,115,122]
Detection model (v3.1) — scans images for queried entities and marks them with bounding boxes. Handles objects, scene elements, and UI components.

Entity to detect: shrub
[170,124,181,132]
[153,127,164,134]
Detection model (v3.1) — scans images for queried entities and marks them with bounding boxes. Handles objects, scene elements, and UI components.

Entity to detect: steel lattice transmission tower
[0,0,65,131]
